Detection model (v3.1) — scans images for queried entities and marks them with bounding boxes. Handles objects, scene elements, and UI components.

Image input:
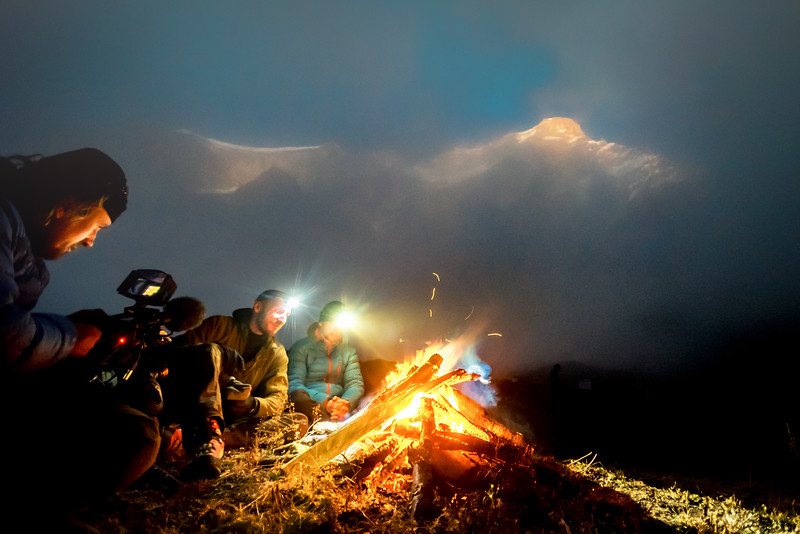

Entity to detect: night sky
[3,1,799,381]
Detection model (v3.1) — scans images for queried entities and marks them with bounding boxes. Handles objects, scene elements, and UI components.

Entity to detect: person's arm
[340,347,365,407]
[174,315,220,346]
[0,203,77,371]
[288,341,329,405]
[251,348,289,417]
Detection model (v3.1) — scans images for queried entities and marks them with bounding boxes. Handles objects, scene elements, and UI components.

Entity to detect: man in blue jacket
[288,301,365,423]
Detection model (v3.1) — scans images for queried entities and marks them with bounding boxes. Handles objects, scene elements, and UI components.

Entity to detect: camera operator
[0,148,160,526]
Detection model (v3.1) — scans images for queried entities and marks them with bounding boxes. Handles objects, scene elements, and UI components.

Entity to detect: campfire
[281,351,533,519]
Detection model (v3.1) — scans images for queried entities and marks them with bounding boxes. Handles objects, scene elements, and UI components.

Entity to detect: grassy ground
[73,440,800,534]
[70,364,800,533]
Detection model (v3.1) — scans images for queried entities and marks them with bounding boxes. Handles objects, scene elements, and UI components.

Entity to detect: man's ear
[253,300,263,313]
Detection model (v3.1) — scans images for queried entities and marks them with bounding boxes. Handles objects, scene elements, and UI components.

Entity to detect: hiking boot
[180,418,224,481]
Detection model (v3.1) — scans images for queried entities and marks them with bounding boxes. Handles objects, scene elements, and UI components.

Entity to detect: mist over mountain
[39,118,800,378]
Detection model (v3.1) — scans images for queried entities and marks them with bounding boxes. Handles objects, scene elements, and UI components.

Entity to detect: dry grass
[69,439,800,534]
[567,454,800,534]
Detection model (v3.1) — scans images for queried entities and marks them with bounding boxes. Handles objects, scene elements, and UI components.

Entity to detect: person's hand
[224,377,252,400]
[67,308,109,327]
[228,395,259,419]
[69,323,103,356]
[325,396,350,422]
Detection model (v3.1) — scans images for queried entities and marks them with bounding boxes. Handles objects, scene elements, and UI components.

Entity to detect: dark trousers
[5,379,160,521]
[159,343,225,449]
[289,388,323,425]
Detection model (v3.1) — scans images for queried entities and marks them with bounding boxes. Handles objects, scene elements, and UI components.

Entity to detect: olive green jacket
[182,308,288,418]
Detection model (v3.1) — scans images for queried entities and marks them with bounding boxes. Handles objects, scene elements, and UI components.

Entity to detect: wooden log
[364,443,412,488]
[366,353,443,408]
[409,397,438,520]
[441,386,529,449]
[332,434,400,481]
[430,448,484,483]
[282,362,479,474]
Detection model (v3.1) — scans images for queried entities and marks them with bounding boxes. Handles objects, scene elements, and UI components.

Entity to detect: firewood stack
[282,353,534,520]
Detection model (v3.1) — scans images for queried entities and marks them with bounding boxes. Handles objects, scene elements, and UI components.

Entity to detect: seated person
[163,289,307,481]
[287,301,365,423]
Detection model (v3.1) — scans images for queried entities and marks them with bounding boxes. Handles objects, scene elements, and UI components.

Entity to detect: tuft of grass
[570,457,800,534]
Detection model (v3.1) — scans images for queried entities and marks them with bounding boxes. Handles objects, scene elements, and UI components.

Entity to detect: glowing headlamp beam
[334,310,357,330]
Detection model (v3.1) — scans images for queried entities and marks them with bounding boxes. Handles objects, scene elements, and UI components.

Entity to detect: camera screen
[117,269,176,306]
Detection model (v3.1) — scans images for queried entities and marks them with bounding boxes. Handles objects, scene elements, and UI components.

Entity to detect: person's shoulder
[269,338,287,353]
[188,314,234,335]
[0,199,21,231]
[203,314,235,325]
[287,336,313,352]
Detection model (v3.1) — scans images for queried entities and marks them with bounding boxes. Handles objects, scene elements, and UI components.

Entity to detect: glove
[69,323,103,357]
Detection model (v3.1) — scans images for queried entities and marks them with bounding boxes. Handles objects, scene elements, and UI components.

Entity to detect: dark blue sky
[2,1,799,377]
[6,1,796,159]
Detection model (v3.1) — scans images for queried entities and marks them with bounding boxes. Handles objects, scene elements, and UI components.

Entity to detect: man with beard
[164,290,308,481]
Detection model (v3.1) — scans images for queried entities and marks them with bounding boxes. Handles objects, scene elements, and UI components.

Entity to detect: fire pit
[280,353,533,519]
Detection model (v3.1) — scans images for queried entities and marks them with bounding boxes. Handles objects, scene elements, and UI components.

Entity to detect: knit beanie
[17,147,128,221]
[319,301,345,322]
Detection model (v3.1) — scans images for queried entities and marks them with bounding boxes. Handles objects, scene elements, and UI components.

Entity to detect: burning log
[279,349,534,523]
[409,396,437,520]
[334,433,400,480]
[283,354,479,474]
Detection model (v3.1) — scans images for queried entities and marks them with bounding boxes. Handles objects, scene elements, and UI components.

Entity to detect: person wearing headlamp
[287,301,365,423]
[166,289,308,481]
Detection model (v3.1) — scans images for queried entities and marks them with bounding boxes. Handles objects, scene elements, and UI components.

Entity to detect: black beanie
[18,147,128,221]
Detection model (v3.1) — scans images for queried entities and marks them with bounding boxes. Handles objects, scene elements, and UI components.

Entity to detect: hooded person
[1,147,128,370]
[287,301,365,424]
[1,147,160,528]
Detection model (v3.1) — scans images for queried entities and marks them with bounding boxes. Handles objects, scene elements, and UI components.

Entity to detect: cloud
[36,116,800,379]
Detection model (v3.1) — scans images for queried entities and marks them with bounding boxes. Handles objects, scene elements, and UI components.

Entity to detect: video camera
[84,269,204,408]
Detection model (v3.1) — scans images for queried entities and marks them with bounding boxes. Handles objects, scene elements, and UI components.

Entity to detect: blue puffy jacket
[1,200,77,371]
[287,322,364,407]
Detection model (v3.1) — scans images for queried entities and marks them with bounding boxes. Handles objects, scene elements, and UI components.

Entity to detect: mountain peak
[516,117,586,143]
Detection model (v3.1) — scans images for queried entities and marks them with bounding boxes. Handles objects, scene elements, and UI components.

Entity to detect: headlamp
[334,309,357,330]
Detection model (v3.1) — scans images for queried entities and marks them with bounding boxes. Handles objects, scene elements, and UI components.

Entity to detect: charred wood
[409,397,438,521]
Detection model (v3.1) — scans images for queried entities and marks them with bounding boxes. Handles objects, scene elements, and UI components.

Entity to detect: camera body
[86,269,178,389]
